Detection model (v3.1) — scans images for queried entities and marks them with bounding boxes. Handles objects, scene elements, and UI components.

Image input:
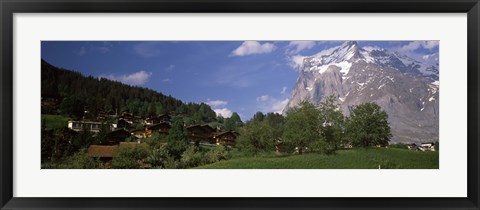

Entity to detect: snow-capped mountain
[284,41,439,144]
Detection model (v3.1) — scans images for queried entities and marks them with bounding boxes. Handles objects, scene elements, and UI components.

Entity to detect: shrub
[146,145,170,168]
[204,145,230,164]
[167,140,188,160]
[54,149,100,169]
[181,145,205,168]
[144,131,167,149]
[163,156,179,169]
[112,146,149,169]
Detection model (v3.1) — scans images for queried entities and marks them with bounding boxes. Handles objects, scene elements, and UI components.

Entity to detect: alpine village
[41,58,438,169]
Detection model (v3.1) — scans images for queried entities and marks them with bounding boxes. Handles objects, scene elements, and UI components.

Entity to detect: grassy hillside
[42,114,70,130]
[196,148,439,169]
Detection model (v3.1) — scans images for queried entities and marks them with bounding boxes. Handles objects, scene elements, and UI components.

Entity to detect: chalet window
[72,122,81,129]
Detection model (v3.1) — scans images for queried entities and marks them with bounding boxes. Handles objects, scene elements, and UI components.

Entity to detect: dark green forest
[41,60,217,124]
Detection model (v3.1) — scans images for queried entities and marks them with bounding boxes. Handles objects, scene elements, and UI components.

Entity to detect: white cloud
[206,100,228,107]
[280,86,287,95]
[256,95,270,102]
[289,55,307,69]
[100,71,152,85]
[287,41,316,54]
[231,41,276,56]
[286,45,349,71]
[422,52,439,65]
[388,41,439,65]
[256,95,289,114]
[271,99,289,114]
[400,41,439,52]
[213,108,233,118]
[161,78,170,83]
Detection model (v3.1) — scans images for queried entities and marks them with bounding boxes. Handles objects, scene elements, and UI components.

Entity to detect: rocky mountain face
[284,41,439,144]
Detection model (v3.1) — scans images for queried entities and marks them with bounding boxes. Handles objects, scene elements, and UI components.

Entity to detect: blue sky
[41,41,439,121]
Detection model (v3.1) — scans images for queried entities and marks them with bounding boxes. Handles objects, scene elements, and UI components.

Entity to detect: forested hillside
[41,60,217,124]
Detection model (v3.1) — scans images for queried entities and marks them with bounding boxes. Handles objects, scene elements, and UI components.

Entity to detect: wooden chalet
[144,114,171,126]
[131,129,146,139]
[214,131,239,146]
[145,122,171,136]
[187,124,216,144]
[97,111,118,120]
[158,114,171,122]
[116,118,131,129]
[87,145,118,160]
[121,112,134,124]
[68,120,104,132]
[103,129,133,145]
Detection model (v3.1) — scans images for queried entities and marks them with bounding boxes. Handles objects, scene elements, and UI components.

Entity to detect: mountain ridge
[284,41,439,144]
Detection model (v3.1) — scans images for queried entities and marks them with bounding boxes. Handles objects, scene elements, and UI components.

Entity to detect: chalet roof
[216,131,240,137]
[122,112,133,116]
[119,142,148,149]
[69,120,103,124]
[158,113,171,118]
[187,124,215,132]
[87,145,118,157]
[117,118,131,123]
[131,129,145,134]
[146,114,171,121]
[107,129,132,137]
[147,122,171,130]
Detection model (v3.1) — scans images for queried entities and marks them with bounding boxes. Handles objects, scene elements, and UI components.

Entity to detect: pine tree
[167,117,188,159]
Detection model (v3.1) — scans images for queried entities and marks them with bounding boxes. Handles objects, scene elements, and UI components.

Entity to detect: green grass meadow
[42,114,70,129]
[196,148,439,169]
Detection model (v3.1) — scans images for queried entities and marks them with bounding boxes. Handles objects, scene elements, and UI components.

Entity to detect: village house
[121,112,134,124]
[131,129,146,139]
[145,122,172,137]
[87,142,146,161]
[87,145,118,161]
[213,131,239,146]
[67,120,113,132]
[407,143,418,150]
[419,142,436,151]
[187,124,216,144]
[144,114,171,126]
[115,118,132,129]
[103,129,133,145]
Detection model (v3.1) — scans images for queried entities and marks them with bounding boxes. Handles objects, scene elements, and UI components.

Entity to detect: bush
[181,145,205,168]
[167,140,188,160]
[163,156,179,169]
[112,146,149,169]
[146,145,170,168]
[144,131,167,149]
[204,145,230,164]
[237,120,275,156]
[44,149,100,169]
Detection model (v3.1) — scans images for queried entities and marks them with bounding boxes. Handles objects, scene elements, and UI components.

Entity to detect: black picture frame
[1,0,479,209]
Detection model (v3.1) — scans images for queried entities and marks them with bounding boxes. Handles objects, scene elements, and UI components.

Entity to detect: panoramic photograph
[41,40,439,169]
